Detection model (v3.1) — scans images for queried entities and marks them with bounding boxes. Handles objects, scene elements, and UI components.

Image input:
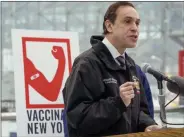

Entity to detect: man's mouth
[129,35,138,41]
[129,35,138,39]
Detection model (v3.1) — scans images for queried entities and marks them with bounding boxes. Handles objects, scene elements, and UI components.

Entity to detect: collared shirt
[102,37,125,66]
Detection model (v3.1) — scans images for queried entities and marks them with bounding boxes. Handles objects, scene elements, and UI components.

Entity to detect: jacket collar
[90,35,135,71]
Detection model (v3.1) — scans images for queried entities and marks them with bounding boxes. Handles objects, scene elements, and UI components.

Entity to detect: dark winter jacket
[63,35,156,137]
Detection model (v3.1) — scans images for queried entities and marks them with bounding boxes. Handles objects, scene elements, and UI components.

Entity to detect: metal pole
[160,2,169,90]
[157,80,167,128]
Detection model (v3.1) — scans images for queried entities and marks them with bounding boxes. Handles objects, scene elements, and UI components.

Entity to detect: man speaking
[63,1,161,137]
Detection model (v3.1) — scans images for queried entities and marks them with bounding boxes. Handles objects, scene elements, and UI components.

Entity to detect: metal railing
[1,99,16,113]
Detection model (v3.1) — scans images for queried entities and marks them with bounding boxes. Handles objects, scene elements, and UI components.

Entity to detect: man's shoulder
[73,47,99,66]
[68,48,103,78]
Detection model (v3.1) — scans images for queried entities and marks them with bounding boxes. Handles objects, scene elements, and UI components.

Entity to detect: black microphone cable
[159,81,184,125]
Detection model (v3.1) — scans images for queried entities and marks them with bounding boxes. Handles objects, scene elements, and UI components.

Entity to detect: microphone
[141,63,175,83]
[166,76,184,96]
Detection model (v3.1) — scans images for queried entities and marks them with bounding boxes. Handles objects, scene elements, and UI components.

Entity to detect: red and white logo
[22,37,72,108]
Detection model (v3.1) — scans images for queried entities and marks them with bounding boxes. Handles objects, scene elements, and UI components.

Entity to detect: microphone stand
[157,80,167,128]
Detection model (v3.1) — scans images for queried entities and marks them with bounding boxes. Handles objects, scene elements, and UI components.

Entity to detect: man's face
[107,6,140,48]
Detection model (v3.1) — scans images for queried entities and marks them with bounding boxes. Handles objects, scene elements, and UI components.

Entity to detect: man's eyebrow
[124,16,141,22]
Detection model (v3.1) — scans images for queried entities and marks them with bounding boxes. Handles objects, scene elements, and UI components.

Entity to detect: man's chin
[126,44,137,48]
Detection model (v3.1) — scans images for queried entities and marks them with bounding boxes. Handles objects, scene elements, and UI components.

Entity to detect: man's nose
[130,23,138,32]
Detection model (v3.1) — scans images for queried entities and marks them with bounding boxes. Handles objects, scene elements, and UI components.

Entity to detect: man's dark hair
[103,1,135,35]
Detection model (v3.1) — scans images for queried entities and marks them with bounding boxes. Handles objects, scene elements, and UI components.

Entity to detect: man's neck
[105,35,126,55]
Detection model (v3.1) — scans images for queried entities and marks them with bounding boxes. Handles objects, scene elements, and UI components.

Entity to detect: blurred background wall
[1,1,184,136]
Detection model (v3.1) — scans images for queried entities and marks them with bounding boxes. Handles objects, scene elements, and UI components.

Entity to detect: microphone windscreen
[141,63,151,73]
[166,76,184,96]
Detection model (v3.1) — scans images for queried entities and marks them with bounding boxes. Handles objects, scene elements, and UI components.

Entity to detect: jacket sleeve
[63,58,127,135]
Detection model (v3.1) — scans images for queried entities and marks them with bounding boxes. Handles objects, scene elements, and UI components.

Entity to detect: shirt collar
[102,37,125,59]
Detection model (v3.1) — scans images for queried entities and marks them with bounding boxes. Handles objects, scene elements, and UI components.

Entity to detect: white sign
[11,29,80,137]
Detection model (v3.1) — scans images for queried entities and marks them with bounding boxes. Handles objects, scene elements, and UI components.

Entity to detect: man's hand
[119,82,135,107]
[145,125,162,132]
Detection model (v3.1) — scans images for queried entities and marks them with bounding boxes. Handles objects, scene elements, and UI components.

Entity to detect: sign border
[22,37,71,108]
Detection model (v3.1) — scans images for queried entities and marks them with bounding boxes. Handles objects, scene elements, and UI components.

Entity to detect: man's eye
[125,20,131,24]
[136,22,140,26]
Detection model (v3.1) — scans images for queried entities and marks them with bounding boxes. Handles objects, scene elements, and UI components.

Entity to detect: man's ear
[105,20,113,33]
